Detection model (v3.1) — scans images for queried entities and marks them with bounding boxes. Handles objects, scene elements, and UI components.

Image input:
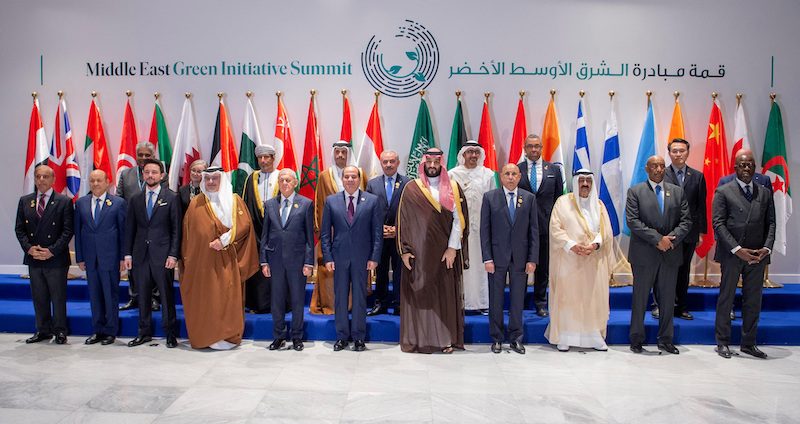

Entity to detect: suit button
[47,235,51,239]
[53,222,56,226]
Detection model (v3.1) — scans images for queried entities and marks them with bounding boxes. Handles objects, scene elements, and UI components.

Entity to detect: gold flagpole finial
[184,92,191,99]
[125,90,132,97]
[57,90,63,99]
[711,91,718,100]
[419,90,425,97]
[32,91,37,100]
[245,91,253,98]
[455,90,462,99]
[770,92,777,102]
[154,92,160,100]
[374,91,380,99]
[341,89,347,96]
[276,91,282,98]
[217,92,224,99]
[673,91,680,101]
[484,91,491,100]
[310,89,316,97]
[549,89,556,98]
[609,90,615,99]
[519,90,525,99]
[91,91,97,98]
[579,90,585,98]
[736,93,743,106]
[646,90,653,98]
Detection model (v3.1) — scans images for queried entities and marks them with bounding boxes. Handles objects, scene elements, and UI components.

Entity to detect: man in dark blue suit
[480,163,539,354]
[124,159,182,348]
[321,166,383,352]
[261,169,315,352]
[365,150,409,315]
[517,134,563,317]
[15,165,74,344]
[74,170,126,345]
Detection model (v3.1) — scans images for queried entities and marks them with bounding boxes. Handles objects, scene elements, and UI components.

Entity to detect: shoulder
[296,195,312,206]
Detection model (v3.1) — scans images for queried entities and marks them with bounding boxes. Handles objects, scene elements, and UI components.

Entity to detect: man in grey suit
[712,151,775,359]
[626,156,691,354]
[116,142,168,311]
[480,163,538,354]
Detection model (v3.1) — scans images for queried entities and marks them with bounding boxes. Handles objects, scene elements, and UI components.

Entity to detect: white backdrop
[1,0,798,279]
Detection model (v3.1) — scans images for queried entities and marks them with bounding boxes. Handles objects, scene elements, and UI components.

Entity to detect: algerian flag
[761,101,792,255]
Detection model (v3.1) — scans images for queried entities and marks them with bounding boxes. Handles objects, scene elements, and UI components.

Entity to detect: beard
[424,165,441,178]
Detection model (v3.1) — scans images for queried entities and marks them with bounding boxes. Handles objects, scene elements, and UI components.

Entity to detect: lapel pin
[105,199,112,206]
[361,197,366,202]
[293,203,298,208]
[395,182,400,188]
[665,192,671,197]
[30,200,35,208]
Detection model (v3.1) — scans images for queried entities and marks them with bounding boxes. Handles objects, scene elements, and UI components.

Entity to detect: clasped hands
[27,245,53,261]
[656,235,677,252]
[735,247,770,265]
[569,243,598,256]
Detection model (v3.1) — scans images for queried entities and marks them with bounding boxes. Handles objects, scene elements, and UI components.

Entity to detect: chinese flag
[696,98,729,258]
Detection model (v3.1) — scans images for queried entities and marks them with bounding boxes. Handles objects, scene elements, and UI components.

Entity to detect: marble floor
[0,334,798,423]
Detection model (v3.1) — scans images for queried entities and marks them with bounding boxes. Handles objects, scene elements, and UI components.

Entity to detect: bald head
[734,150,756,184]
[645,155,666,183]
[500,163,521,191]
[89,169,110,197]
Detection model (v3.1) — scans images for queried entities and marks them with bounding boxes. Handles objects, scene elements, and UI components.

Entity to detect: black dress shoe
[166,336,178,348]
[128,335,152,347]
[54,333,67,345]
[741,345,768,359]
[367,303,387,316]
[151,299,161,312]
[292,339,304,351]
[491,342,502,353]
[651,306,660,319]
[730,310,736,320]
[268,339,286,350]
[479,309,489,316]
[101,336,116,345]
[536,307,549,317]
[676,311,694,320]
[510,341,526,354]
[630,344,644,354]
[119,300,138,311]
[353,340,366,352]
[716,344,732,359]
[249,308,270,314]
[658,343,679,354]
[25,332,52,344]
[333,340,348,351]
[85,334,102,345]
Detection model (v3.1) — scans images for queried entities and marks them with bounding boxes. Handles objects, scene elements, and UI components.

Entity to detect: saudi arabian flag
[761,101,792,255]
[406,97,436,179]
[446,97,467,169]
[149,98,172,172]
[235,96,261,195]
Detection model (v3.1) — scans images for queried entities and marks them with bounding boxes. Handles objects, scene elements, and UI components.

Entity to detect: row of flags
[24,90,792,256]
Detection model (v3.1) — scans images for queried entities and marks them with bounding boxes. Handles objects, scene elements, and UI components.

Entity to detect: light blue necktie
[385,176,394,203]
[530,161,537,193]
[147,191,155,219]
[655,185,664,214]
[508,192,516,223]
[281,199,290,226]
[94,198,102,223]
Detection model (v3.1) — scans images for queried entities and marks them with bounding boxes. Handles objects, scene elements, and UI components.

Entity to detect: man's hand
[37,248,54,260]
[124,257,132,270]
[525,262,537,274]
[262,264,271,278]
[484,261,495,274]
[78,262,86,271]
[165,256,177,269]
[209,238,223,251]
[27,246,43,260]
[302,265,313,277]
[442,247,457,269]
[325,262,335,272]
[383,225,396,238]
[401,253,415,270]
[656,235,675,252]
[755,248,771,262]
[570,244,590,256]
[735,248,760,263]
[119,261,126,273]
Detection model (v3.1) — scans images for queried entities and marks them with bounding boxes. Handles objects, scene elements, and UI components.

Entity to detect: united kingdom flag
[49,95,81,201]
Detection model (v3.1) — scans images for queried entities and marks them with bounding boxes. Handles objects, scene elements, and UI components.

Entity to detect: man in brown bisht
[397,148,469,354]
[311,142,365,314]
[180,167,259,350]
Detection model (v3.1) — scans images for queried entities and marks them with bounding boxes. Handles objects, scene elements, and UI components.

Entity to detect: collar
[280,192,295,204]
[344,188,360,199]
[384,173,397,180]
[648,179,663,191]
[92,193,108,203]
[37,188,54,198]
[503,187,518,197]
[671,164,687,174]
[145,185,162,197]
[736,178,753,190]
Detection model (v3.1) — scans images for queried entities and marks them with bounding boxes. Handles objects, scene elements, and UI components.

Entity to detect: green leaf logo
[388,65,402,75]
[406,51,418,61]
[413,72,425,82]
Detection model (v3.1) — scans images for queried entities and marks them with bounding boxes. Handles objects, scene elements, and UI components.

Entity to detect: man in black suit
[626,156,691,355]
[712,151,775,359]
[365,150,409,315]
[15,165,74,344]
[652,138,707,321]
[480,163,538,354]
[261,169,315,351]
[117,142,168,312]
[124,159,181,348]
[517,134,562,317]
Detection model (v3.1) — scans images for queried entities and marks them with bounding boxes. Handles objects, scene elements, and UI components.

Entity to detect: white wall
[1,0,799,279]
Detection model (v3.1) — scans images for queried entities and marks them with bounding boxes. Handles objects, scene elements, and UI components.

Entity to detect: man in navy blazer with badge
[321,166,383,352]
[124,159,181,348]
[481,163,539,354]
[365,150,409,315]
[74,170,126,345]
[517,134,563,317]
[261,169,315,352]
[15,165,74,344]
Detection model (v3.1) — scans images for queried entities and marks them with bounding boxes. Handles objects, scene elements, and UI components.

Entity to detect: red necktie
[347,195,355,223]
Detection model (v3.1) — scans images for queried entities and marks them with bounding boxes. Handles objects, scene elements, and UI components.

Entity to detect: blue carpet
[1,275,799,345]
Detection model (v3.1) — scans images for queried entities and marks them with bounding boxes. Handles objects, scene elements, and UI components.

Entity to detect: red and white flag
[23,96,49,193]
[274,95,297,171]
[115,97,138,186]
[731,100,751,168]
[49,95,81,200]
[168,95,201,190]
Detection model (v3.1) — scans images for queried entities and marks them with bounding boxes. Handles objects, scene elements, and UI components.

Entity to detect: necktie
[94,198,102,223]
[677,169,684,186]
[655,185,664,214]
[37,193,46,218]
[508,192,516,223]
[744,185,753,202]
[530,161,538,193]
[386,176,394,203]
[147,191,155,219]
[347,195,355,223]
[281,199,290,226]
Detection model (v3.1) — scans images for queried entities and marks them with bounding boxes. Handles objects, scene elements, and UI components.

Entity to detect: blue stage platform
[1,274,798,345]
